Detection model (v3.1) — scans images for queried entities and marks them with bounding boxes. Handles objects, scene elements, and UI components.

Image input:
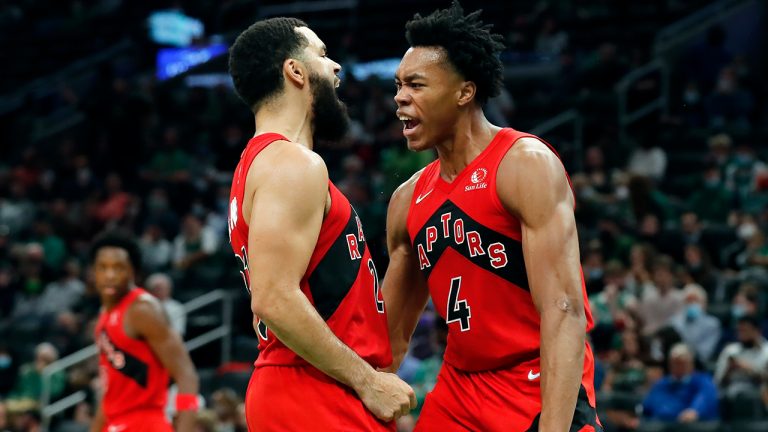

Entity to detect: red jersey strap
[115,288,143,313]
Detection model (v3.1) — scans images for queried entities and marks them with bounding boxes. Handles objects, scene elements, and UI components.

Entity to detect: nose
[332,59,341,75]
[394,87,409,107]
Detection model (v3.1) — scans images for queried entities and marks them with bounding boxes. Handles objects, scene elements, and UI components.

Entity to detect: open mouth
[398,115,421,134]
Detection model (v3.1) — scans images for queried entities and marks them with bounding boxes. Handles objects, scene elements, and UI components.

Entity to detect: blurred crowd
[1,1,767,431]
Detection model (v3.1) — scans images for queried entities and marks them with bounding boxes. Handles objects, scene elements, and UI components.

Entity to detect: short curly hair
[405,1,505,105]
[90,230,142,272]
[229,17,309,110]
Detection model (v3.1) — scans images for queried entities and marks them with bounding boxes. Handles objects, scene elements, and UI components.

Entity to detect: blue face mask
[732,304,746,319]
[0,354,11,369]
[686,304,703,321]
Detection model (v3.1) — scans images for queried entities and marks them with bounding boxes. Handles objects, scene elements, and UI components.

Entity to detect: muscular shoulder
[389,168,424,221]
[250,140,329,186]
[498,137,572,221]
[386,168,425,245]
[125,293,167,337]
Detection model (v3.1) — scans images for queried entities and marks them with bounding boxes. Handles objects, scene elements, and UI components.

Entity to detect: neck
[434,109,500,182]
[253,95,313,148]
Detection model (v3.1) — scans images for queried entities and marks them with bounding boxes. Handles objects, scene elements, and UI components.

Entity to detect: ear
[457,81,476,106]
[283,58,307,88]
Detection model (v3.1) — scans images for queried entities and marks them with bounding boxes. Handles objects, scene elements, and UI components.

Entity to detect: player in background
[90,232,199,432]
[227,17,415,431]
[383,2,602,431]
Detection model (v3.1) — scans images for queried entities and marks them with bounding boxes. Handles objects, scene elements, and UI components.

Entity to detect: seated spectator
[686,165,732,224]
[140,224,173,273]
[173,213,220,285]
[146,273,186,336]
[602,329,649,394]
[714,315,768,399]
[589,260,637,326]
[36,259,85,317]
[637,256,684,336]
[642,343,719,422]
[8,342,66,402]
[627,142,667,182]
[670,284,722,363]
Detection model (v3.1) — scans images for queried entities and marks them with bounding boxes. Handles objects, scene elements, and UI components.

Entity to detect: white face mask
[737,223,758,240]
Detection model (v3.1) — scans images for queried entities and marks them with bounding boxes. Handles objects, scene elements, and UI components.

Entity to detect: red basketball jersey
[406,128,595,372]
[95,288,170,419]
[228,133,392,369]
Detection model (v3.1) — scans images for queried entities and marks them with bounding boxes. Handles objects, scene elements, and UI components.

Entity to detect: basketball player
[90,233,199,432]
[383,2,602,431]
[227,18,415,430]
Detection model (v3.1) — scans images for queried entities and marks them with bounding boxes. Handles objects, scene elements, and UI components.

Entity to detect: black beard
[309,72,350,143]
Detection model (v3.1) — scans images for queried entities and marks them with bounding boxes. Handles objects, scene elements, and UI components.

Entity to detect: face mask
[704,178,720,188]
[737,223,757,240]
[732,304,746,319]
[686,304,703,321]
[589,268,604,280]
[0,354,11,369]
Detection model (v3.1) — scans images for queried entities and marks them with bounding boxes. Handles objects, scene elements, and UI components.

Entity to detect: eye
[410,83,424,89]
[395,82,402,91]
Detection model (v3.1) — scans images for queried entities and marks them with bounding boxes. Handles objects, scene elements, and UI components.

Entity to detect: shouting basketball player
[382,2,602,431]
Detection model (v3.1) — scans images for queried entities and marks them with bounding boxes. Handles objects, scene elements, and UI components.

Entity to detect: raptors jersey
[95,288,169,419]
[406,128,595,372]
[228,133,392,369]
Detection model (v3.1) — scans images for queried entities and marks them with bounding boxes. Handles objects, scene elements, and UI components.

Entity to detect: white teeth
[398,115,413,121]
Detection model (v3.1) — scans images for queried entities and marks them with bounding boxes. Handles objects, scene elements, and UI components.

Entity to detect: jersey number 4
[446,277,471,331]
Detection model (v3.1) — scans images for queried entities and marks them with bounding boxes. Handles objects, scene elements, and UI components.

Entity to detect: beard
[309,71,350,143]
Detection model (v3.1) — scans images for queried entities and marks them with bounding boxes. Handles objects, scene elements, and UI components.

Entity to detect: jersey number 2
[446,277,471,331]
[368,259,385,313]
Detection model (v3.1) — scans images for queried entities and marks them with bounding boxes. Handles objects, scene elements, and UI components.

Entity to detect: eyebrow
[394,73,427,81]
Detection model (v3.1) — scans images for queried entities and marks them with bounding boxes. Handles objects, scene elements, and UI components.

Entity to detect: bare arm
[499,138,586,431]
[246,143,414,421]
[381,174,430,372]
[126,295,199,432]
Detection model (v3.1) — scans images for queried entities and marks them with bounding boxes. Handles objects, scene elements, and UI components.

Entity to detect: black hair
[229,17,309,110]
[405,1,505,105]
[89,231,142,272]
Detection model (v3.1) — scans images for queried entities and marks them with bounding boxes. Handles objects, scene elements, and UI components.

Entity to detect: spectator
[36,259,85,317]
[686,165,732,224]
[588,260,637,326]
[8,342,66,402]
[602,329,649,394]
[714,315,768,399]
[642,343,719,422]
[140,224,173,273]
[670,284,722,362]
[146,273,186,336]
[173,213,220,285]
[637,256,684,336]
[627,142,667,182]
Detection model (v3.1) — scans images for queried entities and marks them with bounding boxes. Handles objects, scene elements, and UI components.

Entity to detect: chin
[406,138,433,152]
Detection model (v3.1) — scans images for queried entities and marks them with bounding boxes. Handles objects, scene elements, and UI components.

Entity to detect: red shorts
[103,409,171,432]
[245,365,396,431]
[415,348,601,431]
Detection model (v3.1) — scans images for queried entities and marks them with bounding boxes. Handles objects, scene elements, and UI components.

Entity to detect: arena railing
[653,0,756,57]
[39,289,234,431]
[615,59,670,146]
